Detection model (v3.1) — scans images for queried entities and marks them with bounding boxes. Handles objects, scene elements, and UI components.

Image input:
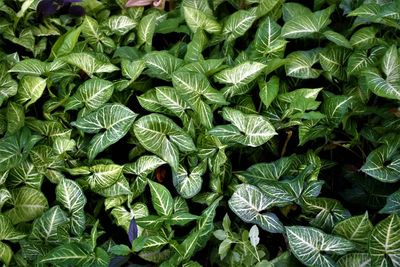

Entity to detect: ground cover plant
[0,0,400,266]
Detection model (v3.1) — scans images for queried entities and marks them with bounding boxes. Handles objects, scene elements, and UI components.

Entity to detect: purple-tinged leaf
[37,0,58,16]
[109,256,129,267]
[128,218,138,245]
[68,5,85,16]
[125,0,154,7]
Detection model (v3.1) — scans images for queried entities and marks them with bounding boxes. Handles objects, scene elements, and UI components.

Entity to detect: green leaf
[259,76,279,109]
[4,187,48,224]
[6,101,25,134]
[369,214,400,267]
[281,6,334,39]
[183,6,221,34]
[16,76,47,108]
[172,162,206,199]
[107,15,137,36]
[124,155,166,177]
[121,59,145,81]
[50,27,81,59]
[137,13,157,49]
[0,134,23,173]
[148,180,174,217]
[363,68,400,100]
[285,49,321,79]
[222,10,257,41]
[40,243,106,266]
[240,156,293,184]
[61,52,119,77]
[56,178,86,213]
[228,184,284,233]
[0,242,13,266]
[286,226,355,267]
[71,104,137,161]
[144,51,184,81]
[361,139,400,183]
[319,46,350,81]
[209,107,277,147]
[155,86,190,118]
[169,212,199,226]
[337,253,371,267]
[0,214,25,241]
[347,46,385,75]
[87,164,123,189]
[380,189,400,214]
[0,65,18,106]
[349,27,377,49]
[31,206,69,243]
[214,61,266,98]
[332,212,373,248]
[323,31,352,49]
[64,78,114,112]
[254,17,286,58]
[133,114,196,170]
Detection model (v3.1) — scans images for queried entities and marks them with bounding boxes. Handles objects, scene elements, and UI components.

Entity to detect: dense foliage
[0,0,400,266]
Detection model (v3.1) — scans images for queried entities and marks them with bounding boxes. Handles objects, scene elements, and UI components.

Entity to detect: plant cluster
[0,0,399,266]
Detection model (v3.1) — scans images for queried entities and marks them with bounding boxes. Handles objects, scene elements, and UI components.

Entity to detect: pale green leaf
[61,52,119,77]
[31,206,69,243]
[4,187,48,224]
[369,214,400,267]
[285,49,321,79]
[71,104,137,161]
[87,164,123,189]
[123,155,166,177]
[337,253,371,267]
[6,101,25,134]
[144,51,184,81]
[0,214,26,241]
[133,114,196,170]
[222,10,257,41]
[137,13,157,49]
[64,78,114,112]
[107,15,137,36]
[16,76,47,108]
[228,184,284,233]
[172,162,206,199]
[148,180,174,217]
[56,178,86,212]
[183,6,221,34]
[286,226,355,267]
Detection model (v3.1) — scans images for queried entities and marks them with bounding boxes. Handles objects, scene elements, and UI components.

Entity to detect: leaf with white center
[286,226,355,267]
[133,114,196,170]
[302,197,351,231]
[71,104,137,161]
[209,107,277,147]
[8,160,43,189]
[155,86,190,118]
[178,59,225,76]
[380,189,400,214]
[148,180,174,217]
[349,27,377,49]
[40,243,107,266]
[64,78,114,112]
[56,178,86,212]
[184,30,208,62]
[254,17,286,57]
[61,52,119,77]
[222,10,257,41]
[144,51,184,81]
[124,155,166,177]
[369,214,400,267]
[382,45,400,84]
[0,189,11,210]
[6,101,25,134]
[323,30,352,49]
[361,138,400,183]
[281,6,334,39]
[4,187,48,224]
[282,3,312,22]
[0,65,17,107]
[0,214,25,241]
[87,164,123,189]
[332,212,373,249]
[94,175,132,197]
[121,59,145,81]
[240,156,293,184]
[0,133,23,173]
[137,13,157,49]
[8,59,47,76]
[137,89,174,115]
[214,61,266,98]
[347,47,385,75]
[169,212,199,226]
[16,76,47,108]
[285,49,321,79]
[183,6,221,34]
[363,68,400,100]
[319,46,351,81]
[31,206,69,243]
[321,95,353,126]
[172,71,228,127]
[173,161,206,199]
[107,15,137,36]
[337,253,371,267]
[52,138,75,154]
[228,184,284,233]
